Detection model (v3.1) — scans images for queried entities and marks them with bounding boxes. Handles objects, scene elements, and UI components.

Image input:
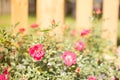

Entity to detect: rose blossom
[88,76,97,80]
[75,67,81,73]
[51,19,55,24]
[29,44,44,61]
[80,29,91,36]
[95,8,101,15]
[0,74,6,80]
[3,67,9,75]
[0,67,9,80]
[70,29,76,36]
[30,23,39,28]
[19,28,25,33]
[62,51,77,66]
[74,41,85,51]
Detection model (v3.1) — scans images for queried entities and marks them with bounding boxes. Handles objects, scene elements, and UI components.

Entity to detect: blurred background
[0,0,120,45]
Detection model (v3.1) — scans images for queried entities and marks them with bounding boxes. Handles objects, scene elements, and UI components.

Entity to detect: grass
[0,14,36,27]
[0,15,11,27]
[0,14,120,45]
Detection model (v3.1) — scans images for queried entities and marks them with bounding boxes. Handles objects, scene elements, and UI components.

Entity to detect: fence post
[36,0,64,38]
[0,0,2,15]
[11,0,28,34]
[76,0,93,32]
[102,0,119,46]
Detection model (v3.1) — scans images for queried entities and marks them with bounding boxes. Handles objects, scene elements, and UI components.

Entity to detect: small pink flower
[19,28,25,33]
[0,74,6,80]
[51,19,55,24]
[3,67,9,75]
[95,8,101,15]
[88,76,97,80]
[75,67,81,73]
[70,30,76,36]
[62,51,77,66]
[0,67,9,80]
[63,25,69,31]
[80,29,91,36]
[74,41,85,51]
[30,23,39,28]
[29,44,44,61]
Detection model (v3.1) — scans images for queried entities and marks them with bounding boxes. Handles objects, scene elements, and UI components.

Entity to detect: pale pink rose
[75,67,81,73]
[51,19,55,24]
[62,51,77,66]
[74,41,85,51]
[70,30,76,36]
[30,23,39,28]
[88,76,97,80]
[29,44,44,61]
[80,29,91,36]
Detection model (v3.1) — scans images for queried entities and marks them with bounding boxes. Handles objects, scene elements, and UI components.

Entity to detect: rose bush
[0,22,120,80]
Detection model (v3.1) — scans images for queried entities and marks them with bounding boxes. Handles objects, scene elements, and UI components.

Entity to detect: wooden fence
[0,0,36,15]
[10,0,119,46]
[0,0,11,15]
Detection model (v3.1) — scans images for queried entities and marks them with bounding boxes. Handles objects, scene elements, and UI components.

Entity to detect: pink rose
[70,30,76,36]
[74,41,85,51]
[62,51,77,66]
[30,23,39,28]
[80,29,91,36]
[29,44,44,61]
[95,8,101,15]
[0,67,9,80]
[19,28,25,33]
[3,67,9,75]
[0,74,6,80]
[51,19,55,24]
[88,76,97,80]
